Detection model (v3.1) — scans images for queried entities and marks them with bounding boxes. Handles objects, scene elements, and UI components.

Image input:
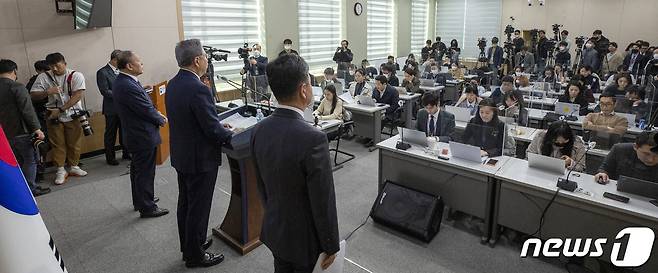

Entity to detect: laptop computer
[527,153,566,175]
[398,127,428,147]
[420,79,436,87]
[445,105,472,122]
[616,112,636,128]
[555,102,580,116]
[617,175,658,199]
[449,141,486,163]
[357,95,383,107]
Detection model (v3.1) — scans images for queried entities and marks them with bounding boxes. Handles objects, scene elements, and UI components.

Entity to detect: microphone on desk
[395,127,411,150]
[556,137,593,192]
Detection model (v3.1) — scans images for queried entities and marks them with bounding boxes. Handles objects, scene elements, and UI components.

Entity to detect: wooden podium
[212,106,264,255]
[147,81,170,165]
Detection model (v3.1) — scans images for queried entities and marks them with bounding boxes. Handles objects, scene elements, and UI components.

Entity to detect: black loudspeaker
[370,181,444,242]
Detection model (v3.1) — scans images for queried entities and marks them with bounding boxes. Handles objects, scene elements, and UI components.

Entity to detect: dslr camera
[31,133,50,156]
[70,109,93,136]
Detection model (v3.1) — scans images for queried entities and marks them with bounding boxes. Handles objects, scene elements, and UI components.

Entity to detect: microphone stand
[217,74,273,114]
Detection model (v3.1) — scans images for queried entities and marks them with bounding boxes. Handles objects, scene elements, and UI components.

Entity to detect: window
[463,0,502,59]
[298,0,342,72]
[180,0,263,86]
[435,0,465,55]
[410,0,429,57]
[435,0,501,59]
[367,0,395,61]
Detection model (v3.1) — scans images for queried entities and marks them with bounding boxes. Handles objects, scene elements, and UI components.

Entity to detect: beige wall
[345,0,368,64]
[0,0,180,113]
[501,0,658,48]
[263,0,298,60]
[396,0,411,57]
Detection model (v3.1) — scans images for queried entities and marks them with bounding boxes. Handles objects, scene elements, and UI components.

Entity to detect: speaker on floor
[369,180,444,242]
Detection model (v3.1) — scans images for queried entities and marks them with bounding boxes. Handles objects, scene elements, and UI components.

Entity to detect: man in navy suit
[415,92,455,142]
[372,75,399,119]
[113,51,169,218]
[166,39,233,268]
[251,53,339,273]
[96,50,129,165]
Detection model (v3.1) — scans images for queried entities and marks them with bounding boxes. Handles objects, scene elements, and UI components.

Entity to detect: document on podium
[312,240,346,273]
[221,113,258,133]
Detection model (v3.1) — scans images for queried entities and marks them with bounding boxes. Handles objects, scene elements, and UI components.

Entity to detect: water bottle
[639,119,646,130]
[256,109,264,122]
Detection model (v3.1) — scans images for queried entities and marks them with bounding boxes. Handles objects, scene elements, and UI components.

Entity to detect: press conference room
[1,0,657,272]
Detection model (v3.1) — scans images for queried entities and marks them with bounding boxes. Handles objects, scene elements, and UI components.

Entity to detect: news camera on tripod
[201,45,229,94]
[238,43,269,102]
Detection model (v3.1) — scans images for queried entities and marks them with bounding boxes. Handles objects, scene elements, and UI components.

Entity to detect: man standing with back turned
[251,54,339,273]
[166,39,233,268]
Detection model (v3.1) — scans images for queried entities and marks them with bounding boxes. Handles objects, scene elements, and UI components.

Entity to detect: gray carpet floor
[35,137,568,273]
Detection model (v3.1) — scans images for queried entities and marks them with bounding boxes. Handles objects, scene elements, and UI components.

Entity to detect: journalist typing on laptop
[594,131,658,184]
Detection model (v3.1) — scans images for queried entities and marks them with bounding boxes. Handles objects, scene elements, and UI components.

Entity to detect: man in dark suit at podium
[113,51,168,218]
[251,54,340,273]
[166,39,233,268]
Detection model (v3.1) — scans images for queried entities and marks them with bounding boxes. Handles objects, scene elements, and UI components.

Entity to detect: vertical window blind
[180,0,263,84]
[367,0,395,61]
[298,0,342,71]
[435,0,501,59]
[410,0,429,57]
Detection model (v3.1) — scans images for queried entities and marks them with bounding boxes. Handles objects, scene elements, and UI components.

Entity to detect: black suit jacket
[462,119,506,157]
[113,73,165,152]
[165,70,232,174]
[373,84,399,117]
[96,64,118,115]
[623,53,647,76]
[251,108,340,265]
[415,109,455,142]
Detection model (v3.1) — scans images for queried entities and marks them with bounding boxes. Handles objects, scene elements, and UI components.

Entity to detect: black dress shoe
[106,159,120,166]
[185,252,224,268]
[134,197,160,211]
[122,153,132,160]
[182,239,214,261]
[202,239,213,250]
[139,207,169,218]
[32,186,52,197]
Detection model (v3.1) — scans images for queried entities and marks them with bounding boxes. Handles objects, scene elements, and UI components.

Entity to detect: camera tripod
[477,48,488,69]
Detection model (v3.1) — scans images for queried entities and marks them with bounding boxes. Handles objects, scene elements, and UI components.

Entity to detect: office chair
[381,103,405,136]
[328,121,356,170]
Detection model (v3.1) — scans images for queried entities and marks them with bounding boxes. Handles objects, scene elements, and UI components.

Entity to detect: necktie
[429,115,435,137]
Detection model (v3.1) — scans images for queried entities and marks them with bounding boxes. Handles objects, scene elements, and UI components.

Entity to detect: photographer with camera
[0,59,51,196]
[30,53,88,185]
[591,30,610,68]
[241,44,268,76]
[332,40,353,71]
[432,36,447,62]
